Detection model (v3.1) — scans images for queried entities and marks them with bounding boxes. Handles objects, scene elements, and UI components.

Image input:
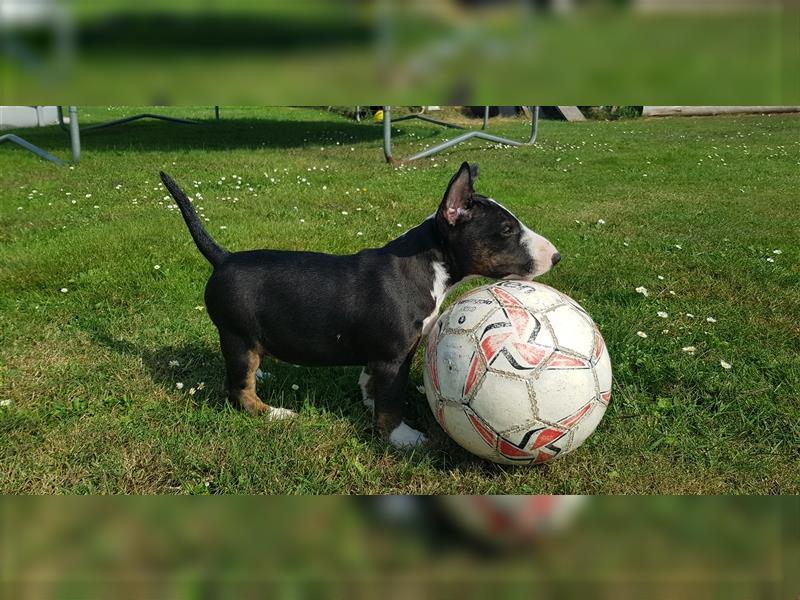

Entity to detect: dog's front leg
[367,355,427,449]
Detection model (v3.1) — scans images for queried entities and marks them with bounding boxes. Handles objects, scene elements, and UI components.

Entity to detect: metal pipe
[57,105,69,133]
[391,113,465,129]
[383,105,393,163]
[382,106,538,163]
[0,133,65,165]
[68,105,80,163]
[82,113,198,131]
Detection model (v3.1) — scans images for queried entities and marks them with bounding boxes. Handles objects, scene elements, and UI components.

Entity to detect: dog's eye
[500,224,516,237]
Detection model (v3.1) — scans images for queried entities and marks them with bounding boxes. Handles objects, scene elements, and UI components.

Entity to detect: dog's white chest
[421,261,450,336]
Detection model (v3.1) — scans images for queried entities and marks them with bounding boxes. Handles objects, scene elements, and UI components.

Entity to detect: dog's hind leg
[219,330,295,419]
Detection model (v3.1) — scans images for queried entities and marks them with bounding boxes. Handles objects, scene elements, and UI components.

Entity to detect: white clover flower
[773,249,782,254]
[657,275,665,280]
[291,384,300,391]
[685,313,695,318]
[636,331,648,338]
[189,387,196,395]
[169,360,179,367]
[60,287,68,293]
[766,258,775,263]
[635,286,649,297]
[153,264,161,270]
[657,311,669,318]
[720,360,732,370]
[706,317,717,323]
[176,382,184,390]
[0,399,12,407]
[681,346,696,353]
[597,219,606,225]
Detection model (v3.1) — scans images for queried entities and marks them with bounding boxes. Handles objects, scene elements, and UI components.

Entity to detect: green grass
[1,106,798,494]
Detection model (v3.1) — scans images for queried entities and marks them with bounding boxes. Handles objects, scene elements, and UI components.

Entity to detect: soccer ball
[423,281,612,465]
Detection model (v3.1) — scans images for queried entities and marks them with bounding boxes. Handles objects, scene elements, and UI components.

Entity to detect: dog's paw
[267,406,297,421]
[389,422,428,449]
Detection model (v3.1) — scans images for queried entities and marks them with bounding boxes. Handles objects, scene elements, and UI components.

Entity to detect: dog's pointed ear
[469,163,479,180]
[438,161,475,226]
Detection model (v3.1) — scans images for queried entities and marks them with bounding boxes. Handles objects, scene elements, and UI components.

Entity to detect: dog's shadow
[90,332,503,471]
[92,332,371,420]
[91,333,438,437]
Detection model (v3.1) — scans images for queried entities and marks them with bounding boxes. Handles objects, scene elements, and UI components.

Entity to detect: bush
[580,105,643,120]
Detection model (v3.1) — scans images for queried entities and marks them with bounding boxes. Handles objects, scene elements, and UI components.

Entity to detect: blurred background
[1,0,797,104]
[1,496,796,598]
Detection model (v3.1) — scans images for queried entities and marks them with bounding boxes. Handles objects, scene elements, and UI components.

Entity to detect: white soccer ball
[423,281,612,465]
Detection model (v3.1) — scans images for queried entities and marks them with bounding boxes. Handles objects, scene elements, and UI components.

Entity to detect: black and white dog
[160,162,559,448]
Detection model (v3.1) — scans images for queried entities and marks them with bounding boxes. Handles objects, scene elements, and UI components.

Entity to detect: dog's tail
[160,171,228,267]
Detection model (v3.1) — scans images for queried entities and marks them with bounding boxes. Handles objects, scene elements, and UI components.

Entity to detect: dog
[160,162,559,448]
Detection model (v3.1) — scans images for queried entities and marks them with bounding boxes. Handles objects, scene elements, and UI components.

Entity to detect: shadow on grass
[9,116,398,155]
[85,329,512,474]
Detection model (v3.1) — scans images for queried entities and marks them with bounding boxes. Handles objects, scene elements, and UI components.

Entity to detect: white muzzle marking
[521,225,559,278]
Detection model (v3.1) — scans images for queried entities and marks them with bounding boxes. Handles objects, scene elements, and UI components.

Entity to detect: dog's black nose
[551,252,561,266]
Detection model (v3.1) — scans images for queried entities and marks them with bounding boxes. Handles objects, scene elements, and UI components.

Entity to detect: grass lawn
[0,106,798,494]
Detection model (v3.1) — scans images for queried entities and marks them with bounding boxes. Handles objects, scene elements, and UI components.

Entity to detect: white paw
[389,422,428,449]
[359,369,374,411]
[267,406,297,421]
[256,368,264,381]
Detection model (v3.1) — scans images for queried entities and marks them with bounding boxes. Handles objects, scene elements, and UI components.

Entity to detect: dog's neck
[381,215,466,287]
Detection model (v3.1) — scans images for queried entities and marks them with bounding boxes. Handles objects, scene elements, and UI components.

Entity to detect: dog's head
[435,162,560,280]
